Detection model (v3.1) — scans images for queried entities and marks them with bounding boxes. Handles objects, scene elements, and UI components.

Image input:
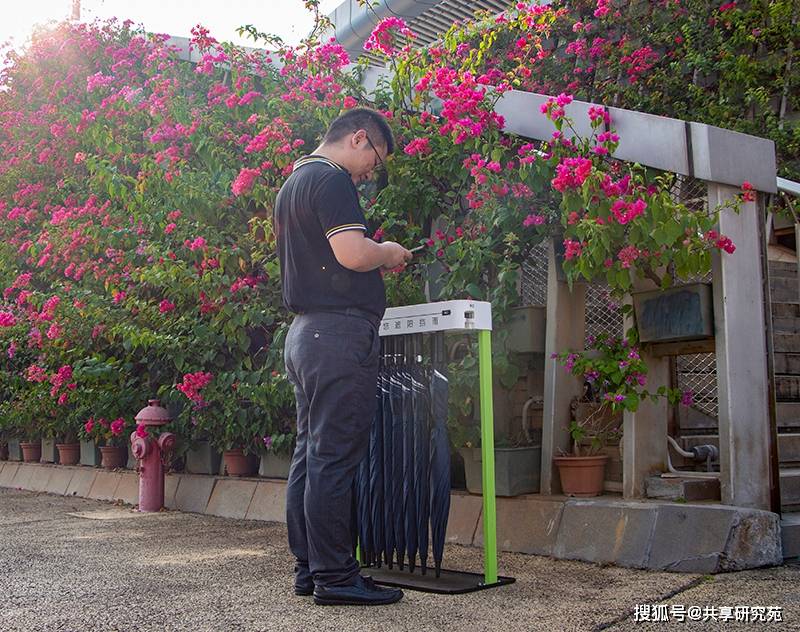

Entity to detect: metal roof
[327,0,514,65]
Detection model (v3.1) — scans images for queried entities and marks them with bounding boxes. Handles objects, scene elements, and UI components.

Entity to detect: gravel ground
[1,487,798,632]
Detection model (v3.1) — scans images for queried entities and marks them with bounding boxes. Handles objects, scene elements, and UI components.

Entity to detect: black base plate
[361,565,515,594]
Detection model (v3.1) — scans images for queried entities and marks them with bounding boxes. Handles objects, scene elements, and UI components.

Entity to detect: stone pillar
[710,185,773,510]
[622,335,670,498]
[541,241,586,494]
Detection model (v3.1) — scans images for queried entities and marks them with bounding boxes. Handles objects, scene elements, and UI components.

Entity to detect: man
[274,107,412,606]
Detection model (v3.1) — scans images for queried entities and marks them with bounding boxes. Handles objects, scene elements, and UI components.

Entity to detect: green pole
[478,329,498,584]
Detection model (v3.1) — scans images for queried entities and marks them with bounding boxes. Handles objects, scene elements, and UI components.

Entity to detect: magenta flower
[523,214,545,227]
[364,17,415,56]
[110,418,126,435]
[159,299,175,313]
[188,237,206,251]
[680,391,694,407]
[403,137,431,156]
[0,311,16,327]
[231,167,261,196]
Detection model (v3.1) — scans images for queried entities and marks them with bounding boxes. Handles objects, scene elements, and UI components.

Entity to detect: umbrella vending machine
[355,300,515,594]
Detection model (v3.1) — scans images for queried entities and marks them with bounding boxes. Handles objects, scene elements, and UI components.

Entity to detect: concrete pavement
[1,488,798,632]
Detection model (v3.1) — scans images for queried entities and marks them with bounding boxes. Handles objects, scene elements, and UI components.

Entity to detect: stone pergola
[491,90,779,512]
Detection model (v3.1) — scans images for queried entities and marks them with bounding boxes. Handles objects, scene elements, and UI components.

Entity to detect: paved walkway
[1,488,797,631]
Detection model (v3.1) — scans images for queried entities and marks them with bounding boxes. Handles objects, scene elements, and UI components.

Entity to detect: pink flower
[113,291,126,304]
[552,157,593,192]
[46,323,62,340]
[26,365,48,382]
[741,181,755,202]
[73,152,87,164]
[84,418,95,434]
[680,391,694,407]
[343,96,358,109]
[523,214,545,227]
[135,424,149,438]
[110,418,126,435]
[564,239,582,260]
[0,311,16,327]
[177,371,214,407]
[159,299,176,313]
[364,17,415,56]
[7,341,17,358]
[403,137,431,156]
[164,223,177,234]
[188,237,206,251]
[231,167,261,196]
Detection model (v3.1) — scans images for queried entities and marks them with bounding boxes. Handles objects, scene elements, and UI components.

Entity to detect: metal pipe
[521,397,542,444]
[666,436,720,479]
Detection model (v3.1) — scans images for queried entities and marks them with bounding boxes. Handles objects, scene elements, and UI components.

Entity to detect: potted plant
[553,331,690,496]
[80,417,131,469]
[259,427,296,479]
[177,370,277,478]
[459,436,542,497]
[53,415,82,466]
[11,382,52,463]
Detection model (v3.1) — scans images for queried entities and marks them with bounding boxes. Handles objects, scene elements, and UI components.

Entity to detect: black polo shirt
[274,155,386,319]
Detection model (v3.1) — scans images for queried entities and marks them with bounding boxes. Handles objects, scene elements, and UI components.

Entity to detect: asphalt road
[1,488,798,632]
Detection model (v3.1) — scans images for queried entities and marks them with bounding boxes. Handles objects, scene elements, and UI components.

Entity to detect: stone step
[772,317,800,333]
[769,261,798,278]
[781,468,800,508]
[774,333,800,353]
[645,475,720,501]
[781,513,800,559]
[771,288,800,304]
[772,302,800,319]
[777,375,800,400]
[681,434,800,465]
[777,403,800,428]
[769,277,800,302]
[774,353,800,374]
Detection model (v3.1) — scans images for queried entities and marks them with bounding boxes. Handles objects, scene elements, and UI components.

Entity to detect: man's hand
[329,232,412,272]
[379,241,412,270]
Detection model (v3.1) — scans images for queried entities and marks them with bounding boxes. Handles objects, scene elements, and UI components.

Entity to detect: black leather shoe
[313,575,403,606]
[295,583,314,596]
[294,564,314,596]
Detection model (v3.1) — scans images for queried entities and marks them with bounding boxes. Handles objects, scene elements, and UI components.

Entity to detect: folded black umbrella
[390,337,406,569]
[402,336,419,573]
[413,334,432,575]
[429,332,451,578]
[381,336,395,568]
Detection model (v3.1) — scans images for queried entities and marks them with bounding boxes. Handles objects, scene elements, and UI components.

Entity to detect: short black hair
[323,107,395,155]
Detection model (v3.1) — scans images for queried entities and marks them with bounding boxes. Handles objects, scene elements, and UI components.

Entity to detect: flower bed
[0,1,776,454]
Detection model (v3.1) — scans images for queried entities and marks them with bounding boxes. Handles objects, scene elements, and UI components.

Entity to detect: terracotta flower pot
[20,441,42,463]
[223,449,256,477]
[99,445,126,470]
[554,454,609,497]
[56,443,81,466]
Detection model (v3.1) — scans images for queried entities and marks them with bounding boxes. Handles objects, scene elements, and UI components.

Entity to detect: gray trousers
[284,311,380,587]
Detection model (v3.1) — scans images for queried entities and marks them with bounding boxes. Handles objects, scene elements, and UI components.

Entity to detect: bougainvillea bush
[0,0,784,453]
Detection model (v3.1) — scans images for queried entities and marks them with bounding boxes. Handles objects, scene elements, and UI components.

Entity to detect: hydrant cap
[134,399,172,425]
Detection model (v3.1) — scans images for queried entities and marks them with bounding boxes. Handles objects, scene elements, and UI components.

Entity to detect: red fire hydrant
[131,399,176,512]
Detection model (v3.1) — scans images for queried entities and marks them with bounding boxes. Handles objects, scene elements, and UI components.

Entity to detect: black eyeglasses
[365,133,385,172]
